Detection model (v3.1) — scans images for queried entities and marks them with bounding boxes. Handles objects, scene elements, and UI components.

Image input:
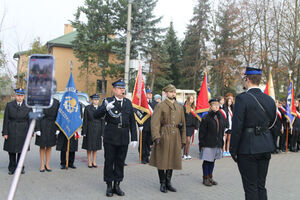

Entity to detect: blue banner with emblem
[55,73,82,139]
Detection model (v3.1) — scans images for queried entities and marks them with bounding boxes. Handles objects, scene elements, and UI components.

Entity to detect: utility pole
[124,0,133,94]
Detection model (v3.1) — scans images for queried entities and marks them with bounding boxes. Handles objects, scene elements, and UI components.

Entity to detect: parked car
[53,91,90,107]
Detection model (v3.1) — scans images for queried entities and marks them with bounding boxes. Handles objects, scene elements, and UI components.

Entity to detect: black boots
[166,170,177,192]
[158,170,167,193]
[106,181,125,197]
[106,182,113,197]
[113,181,125,196]
[158,169,177,193]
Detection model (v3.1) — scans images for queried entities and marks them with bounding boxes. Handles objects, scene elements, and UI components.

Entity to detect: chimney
[64,24,74,34]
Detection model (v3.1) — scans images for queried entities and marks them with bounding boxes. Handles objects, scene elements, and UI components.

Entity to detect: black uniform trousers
[138,130,152,162]
[60,151,75,166]
[237,153,271,200]
[104,143,128,182]
[8,152,22,172]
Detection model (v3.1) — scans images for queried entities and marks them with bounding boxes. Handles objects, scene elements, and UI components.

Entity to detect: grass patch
[0,112,4,119]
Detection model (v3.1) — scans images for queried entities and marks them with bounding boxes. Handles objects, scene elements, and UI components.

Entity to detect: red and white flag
[131,64,153,125]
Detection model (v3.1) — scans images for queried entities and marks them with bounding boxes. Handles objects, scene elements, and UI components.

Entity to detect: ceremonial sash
[277,109,282,121]
[219,109,227,120]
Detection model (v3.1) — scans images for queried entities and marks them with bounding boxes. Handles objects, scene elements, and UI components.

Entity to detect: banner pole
[66,139,70,170]
[285,124,289,152]
[139,130,143,163]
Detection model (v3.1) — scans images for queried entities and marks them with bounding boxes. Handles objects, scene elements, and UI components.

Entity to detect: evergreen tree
[163,22,182,87]
[115,0,164,60]
[26,37,47,55]
[211,0,242,95]
[181,0,211,90]
[147,40,172,94]
[71,0,122,94]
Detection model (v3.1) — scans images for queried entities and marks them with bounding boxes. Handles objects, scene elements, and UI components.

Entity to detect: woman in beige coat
[149,84,186,193]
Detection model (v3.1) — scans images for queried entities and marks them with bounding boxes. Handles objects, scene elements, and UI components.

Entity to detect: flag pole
[285,71,292,152]
[285,124,289,152]
[65,60,73,169]
[139,130,143,163]
[66,139,70,169]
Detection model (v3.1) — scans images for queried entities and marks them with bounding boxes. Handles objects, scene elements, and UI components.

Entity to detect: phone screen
[26,54,55,108]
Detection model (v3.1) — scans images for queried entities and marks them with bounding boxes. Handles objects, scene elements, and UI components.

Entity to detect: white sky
[0,0,202,75]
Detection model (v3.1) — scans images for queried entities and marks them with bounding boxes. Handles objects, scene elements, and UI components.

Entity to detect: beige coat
[149,99,186,170]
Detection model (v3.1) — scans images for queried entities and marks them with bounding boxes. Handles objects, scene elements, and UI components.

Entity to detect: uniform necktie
[117,100,122,108]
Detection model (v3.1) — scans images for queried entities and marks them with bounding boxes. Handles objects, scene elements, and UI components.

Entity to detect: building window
[97,80,107,94]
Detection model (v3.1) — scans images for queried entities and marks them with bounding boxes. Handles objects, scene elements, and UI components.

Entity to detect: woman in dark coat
[35,98,59,172]
[82,94,103,168]
[183,95,199,160]
[199,98,226,186]
[2,89,32,175]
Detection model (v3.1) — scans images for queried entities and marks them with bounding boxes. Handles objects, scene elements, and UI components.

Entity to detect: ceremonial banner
[56,72,82,139]
[195,72,211,121]
[132,64,153,125]
[285,81,297,128]
[264,71,275,100]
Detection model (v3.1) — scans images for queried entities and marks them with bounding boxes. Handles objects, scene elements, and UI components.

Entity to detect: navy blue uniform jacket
[230,88,277,155]
[94,96,137,145]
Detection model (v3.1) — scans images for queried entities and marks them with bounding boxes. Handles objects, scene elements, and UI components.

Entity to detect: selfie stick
[7,110,43,200]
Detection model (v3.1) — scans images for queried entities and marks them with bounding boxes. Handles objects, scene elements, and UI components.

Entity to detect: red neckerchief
[185,105,196,117]
[219,109,227,120]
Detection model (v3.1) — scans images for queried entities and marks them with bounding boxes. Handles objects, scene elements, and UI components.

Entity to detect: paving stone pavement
[0,120,299,200]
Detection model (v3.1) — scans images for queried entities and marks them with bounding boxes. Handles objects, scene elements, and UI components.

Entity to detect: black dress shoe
[68,164,77,169]
[60,165,66,169]
[124,163,128,166]
[45,165,52,172]
[21,168,25,174]
[141,160,147,164]
[40,169,45,172]
[92,164,98,168]
[8,171,14,175]
[88,165,93,168]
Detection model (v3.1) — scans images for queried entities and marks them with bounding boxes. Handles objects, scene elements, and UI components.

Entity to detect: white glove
[56,130,60,135]
[139,127,143,132]
[106,100,115,111]
[194,129,198,135]
[35,131,41,136]
[130,141,138,148]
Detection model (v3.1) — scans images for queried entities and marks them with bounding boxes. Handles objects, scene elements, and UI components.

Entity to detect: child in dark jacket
[199,98,226,186]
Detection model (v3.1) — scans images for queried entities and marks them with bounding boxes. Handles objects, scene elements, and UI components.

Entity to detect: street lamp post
[124,0,133,94]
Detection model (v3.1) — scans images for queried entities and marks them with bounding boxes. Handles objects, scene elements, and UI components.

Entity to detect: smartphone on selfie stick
[7,54,55,200]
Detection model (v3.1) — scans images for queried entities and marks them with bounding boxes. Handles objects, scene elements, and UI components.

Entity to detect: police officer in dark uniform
[139,89,154,164]
[94,79,137,197]
[230,67,277,200]
[2,88,32,175]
